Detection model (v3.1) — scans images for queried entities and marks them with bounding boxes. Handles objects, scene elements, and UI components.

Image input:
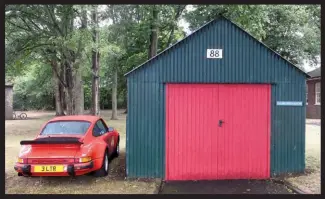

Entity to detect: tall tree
[148,5,159,59]
[91,5,100,116]
[5,5,90,115]
[51,60,65,115]
[106,5,119,120]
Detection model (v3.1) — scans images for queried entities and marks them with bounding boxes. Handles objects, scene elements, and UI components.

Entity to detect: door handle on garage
[219,120,224,127]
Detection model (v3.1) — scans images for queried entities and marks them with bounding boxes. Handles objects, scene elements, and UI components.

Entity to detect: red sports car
[14,115,120,177]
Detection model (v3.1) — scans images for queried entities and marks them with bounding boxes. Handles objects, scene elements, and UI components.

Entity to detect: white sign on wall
[276,101,303,106]
[207,49,223,59]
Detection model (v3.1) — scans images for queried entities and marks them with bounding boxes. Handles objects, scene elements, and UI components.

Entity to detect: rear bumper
[14,161,94,177]
[14,165,31,176]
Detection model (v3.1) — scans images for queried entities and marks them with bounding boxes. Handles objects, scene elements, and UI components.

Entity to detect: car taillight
[17,158,27,164]
[75,157,91,163]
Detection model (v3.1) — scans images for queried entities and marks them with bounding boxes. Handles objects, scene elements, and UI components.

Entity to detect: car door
[93,119,115,156]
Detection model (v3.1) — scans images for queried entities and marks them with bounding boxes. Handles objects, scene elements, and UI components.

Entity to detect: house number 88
[207,49,223,59]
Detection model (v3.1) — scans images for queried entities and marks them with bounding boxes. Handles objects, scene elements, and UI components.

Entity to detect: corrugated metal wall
[126,17,306,178]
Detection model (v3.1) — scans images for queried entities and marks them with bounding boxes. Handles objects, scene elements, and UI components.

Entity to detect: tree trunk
[59,62,66,114]
[109,5,118,120]
[64,69,84,115]
[111,69,118,120]
[52,95,55,110]
[166,5,186,48]
[148,5,159,59]
[65,87,73,115]
[51,60,65,116]
[64,61,74,115]
[73,67,84,115]
[91,5,100,116]
[62,7,86,116]
[59,82,66,113]
[91,52,100,115]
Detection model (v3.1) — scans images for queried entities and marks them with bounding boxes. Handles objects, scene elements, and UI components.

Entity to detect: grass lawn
[5,110,159,194]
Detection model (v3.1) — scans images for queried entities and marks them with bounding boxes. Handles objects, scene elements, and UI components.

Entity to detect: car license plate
[34,165,64,172]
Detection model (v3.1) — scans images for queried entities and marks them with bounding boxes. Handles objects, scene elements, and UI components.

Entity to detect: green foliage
[13,63,54,110]
[6,5,320,110]
[184,5,320,67]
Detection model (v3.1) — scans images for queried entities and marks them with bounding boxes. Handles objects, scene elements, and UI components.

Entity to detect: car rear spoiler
[20,137,83,145]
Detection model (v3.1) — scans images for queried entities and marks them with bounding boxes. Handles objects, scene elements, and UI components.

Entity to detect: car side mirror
[108,127,114,132]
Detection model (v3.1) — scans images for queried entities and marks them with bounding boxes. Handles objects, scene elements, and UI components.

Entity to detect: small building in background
[306,67,321,119]
[5,84,14,120]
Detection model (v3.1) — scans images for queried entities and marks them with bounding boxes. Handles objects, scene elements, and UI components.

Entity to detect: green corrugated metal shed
[125,15,309,178]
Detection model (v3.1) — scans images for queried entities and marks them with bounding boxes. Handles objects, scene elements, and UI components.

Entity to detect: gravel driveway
[159,180,295,194]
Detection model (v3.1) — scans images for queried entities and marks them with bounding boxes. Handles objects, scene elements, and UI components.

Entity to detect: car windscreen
[40,121,91,135]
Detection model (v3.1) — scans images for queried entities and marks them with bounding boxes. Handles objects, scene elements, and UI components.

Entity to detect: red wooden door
[165,84,270,181]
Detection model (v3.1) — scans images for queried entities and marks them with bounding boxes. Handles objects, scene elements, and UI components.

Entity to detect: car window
[41,121,91,135]
[97,119,108,131]
[93,119,108,137]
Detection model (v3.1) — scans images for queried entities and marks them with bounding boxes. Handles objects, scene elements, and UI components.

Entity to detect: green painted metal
[126,17,307,178]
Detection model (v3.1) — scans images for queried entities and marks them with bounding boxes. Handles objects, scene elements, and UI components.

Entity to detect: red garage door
[165,84,270,180]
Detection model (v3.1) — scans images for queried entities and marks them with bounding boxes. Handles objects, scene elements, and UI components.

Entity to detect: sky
[303,61,319,73]
[178,5,194,35]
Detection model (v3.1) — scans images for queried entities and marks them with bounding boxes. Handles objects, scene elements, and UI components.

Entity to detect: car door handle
[218,120,224,127]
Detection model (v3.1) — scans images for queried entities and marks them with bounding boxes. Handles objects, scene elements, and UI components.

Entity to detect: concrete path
[159,180,295,194]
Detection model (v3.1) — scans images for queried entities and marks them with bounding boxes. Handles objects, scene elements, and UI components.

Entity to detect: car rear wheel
[93,150,109,177]
[113,139,120,158]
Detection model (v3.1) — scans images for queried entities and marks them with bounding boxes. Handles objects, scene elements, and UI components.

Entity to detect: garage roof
[307,67,321,78]
[125,15,310,78]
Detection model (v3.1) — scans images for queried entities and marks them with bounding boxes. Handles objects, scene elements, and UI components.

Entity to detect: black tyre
[113,138,120,158]
[93,150,109,177]
[20,113,27,120]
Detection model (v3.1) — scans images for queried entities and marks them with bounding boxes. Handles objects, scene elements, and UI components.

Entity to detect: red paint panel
[165,84,270,180]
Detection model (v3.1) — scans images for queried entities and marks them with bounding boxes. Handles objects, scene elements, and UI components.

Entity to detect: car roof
[48,115,101,123]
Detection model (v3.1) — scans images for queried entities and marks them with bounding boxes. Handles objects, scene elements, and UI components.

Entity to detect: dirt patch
[5,110,159,194]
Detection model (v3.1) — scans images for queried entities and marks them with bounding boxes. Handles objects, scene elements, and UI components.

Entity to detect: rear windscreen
[40,121,91,135]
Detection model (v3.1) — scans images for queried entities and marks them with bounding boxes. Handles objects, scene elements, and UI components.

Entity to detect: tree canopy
[5,5,320,112]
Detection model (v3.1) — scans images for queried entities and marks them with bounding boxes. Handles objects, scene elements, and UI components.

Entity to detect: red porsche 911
[14,115,120,177]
